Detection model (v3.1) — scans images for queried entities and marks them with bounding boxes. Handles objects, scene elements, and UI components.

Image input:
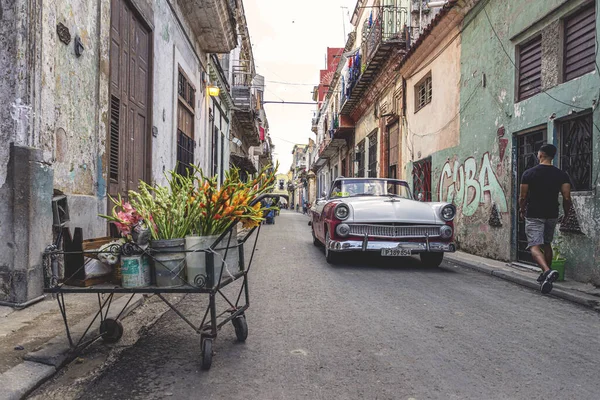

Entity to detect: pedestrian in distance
[302,201,308,215]
[296,203,299,212]
[519,144,572,294]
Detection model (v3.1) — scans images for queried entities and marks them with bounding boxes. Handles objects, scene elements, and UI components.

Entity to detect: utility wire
[483,5,600,188]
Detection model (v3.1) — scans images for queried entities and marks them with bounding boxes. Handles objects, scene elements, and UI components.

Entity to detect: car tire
[325,231,340,264]
[420,252,444,268]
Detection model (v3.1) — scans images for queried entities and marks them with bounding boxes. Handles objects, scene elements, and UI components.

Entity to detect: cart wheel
[100,318,123,343]
[201,338,213,370]
[232,316,248,342]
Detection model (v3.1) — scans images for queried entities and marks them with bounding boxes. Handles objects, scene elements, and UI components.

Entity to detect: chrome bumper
[327,237,456,253]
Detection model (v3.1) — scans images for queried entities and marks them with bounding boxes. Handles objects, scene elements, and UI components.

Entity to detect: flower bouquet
[99,163,277,287]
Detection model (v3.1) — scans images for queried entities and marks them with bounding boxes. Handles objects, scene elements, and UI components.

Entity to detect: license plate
[381,248,411,257]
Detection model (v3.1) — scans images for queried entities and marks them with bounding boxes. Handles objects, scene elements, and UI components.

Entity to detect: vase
[150,238,186,287]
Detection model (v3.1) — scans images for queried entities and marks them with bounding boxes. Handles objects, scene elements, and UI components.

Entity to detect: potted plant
[184,164,276,287]
[550,236,566,281]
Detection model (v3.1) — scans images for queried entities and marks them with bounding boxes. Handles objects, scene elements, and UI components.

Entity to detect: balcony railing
[341,7,409,115]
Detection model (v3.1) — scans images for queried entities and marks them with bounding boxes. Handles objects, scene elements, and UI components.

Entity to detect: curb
[446,255,600,312]
[0,294,146,400]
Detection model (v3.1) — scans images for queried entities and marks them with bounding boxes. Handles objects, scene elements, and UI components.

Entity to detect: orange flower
[224,206,234,215]
[214,214,222,220]
[234,210,244,216]
[211,195,218,203]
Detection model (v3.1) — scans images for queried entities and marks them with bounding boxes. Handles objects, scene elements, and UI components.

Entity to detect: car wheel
[325,231,340,264]
[420,252,444,268]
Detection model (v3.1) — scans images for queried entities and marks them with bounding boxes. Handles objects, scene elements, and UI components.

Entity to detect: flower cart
[43,166,278,370]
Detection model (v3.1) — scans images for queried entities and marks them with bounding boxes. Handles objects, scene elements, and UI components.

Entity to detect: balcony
[311,117,319,133]
[178,0,238,53]
[231,65,260,146]
[340,8,410,115]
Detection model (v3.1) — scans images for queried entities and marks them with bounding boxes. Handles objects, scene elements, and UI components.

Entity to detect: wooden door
[108,0,151,198]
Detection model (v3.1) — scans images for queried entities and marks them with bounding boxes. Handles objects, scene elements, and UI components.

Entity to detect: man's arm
[519,184,529,219]
[561,182,572,217]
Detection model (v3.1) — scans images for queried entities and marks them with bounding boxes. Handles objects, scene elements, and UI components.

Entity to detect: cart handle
[249,193,281,207]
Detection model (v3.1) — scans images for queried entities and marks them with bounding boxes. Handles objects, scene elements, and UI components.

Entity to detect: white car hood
[344,197,439,224]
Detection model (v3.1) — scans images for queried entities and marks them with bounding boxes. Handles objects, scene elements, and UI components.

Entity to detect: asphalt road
[31,210,600,400]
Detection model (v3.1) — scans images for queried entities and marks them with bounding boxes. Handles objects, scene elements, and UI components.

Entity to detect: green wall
[420,0,600,284]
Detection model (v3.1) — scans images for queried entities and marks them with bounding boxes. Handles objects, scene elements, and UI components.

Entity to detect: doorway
[108,0,152,199]
[515,128,546,264]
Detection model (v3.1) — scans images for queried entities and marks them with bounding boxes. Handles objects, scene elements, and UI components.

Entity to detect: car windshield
[329,179,412,199]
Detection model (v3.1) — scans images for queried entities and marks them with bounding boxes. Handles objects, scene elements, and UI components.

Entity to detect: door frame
[511,125,547,263]
[107,0,154,198]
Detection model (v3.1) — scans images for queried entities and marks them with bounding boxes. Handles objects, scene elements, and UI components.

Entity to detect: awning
[230,154,257,174]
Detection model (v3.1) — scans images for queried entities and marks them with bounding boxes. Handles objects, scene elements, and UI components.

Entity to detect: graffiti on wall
[438,152,508,217]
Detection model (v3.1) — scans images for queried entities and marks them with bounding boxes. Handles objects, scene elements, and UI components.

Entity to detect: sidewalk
[446,251,600,312]
[0,293,166,400]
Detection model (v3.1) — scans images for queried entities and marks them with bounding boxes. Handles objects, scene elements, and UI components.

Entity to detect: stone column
[0,145,53,306]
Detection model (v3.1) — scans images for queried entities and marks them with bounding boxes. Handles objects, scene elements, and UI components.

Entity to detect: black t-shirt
[521,165,570,218]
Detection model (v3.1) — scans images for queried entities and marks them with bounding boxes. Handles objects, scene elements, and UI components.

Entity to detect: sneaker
[536,270,548,283]
[540,270,559,294]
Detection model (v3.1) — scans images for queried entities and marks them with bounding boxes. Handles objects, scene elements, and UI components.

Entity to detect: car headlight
[441,205,456,221]
[336,223,350,237]
[334,204,350,220]
[440,225,453,239]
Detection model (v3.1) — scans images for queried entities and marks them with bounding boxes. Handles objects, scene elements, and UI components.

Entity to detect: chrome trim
[347,224,442,238]
[327,239,456,253]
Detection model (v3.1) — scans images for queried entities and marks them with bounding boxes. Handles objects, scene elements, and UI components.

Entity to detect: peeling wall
[403,24,461,163]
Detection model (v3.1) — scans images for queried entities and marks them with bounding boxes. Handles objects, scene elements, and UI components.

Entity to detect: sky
[243,0,357,173]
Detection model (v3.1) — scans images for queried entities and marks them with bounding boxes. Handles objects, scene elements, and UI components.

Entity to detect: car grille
[348,224,441,238]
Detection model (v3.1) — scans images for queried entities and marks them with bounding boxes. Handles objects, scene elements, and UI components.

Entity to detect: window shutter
[518,36,542,100]
[564,5,596,82]
[109,96,120,181]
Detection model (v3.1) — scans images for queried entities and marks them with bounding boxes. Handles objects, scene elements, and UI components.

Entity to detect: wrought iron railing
[362,7,409,64]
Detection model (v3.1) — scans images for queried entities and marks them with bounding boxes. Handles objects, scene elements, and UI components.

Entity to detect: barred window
[415,73,432,112]
[560,113,593,191]
[177,69,195,176]
[368,131,378,178]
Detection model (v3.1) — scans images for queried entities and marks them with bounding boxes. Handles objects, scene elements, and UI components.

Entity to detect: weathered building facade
[451,0,599,283]
[0,0,269,306]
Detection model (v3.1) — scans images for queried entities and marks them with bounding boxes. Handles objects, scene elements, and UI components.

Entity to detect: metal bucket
[121,255,151,288]
[150,238,186,287]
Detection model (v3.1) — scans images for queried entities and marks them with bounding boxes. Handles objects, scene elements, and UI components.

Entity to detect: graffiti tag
[438,152,507,217]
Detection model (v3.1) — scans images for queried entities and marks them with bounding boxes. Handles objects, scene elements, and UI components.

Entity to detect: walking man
[519,144,572,294]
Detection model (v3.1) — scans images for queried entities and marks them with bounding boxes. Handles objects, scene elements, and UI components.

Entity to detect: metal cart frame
[43,194,279,370]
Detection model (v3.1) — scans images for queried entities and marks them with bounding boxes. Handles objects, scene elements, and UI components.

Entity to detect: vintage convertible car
[310,177,456,266]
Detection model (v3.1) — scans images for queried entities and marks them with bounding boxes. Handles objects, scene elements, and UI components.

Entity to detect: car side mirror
[417,193,424,201]
[321,191,327,198]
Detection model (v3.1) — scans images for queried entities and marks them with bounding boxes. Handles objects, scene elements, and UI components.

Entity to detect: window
[387,121,399,177]
[560,113,593,191]
[412,157,432,201]
[517,35,542,101]
[356,140,366,177]
[177,69,195,176]
[368,131,378,177]
[564,4,596,82]
[415,73,432,112]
